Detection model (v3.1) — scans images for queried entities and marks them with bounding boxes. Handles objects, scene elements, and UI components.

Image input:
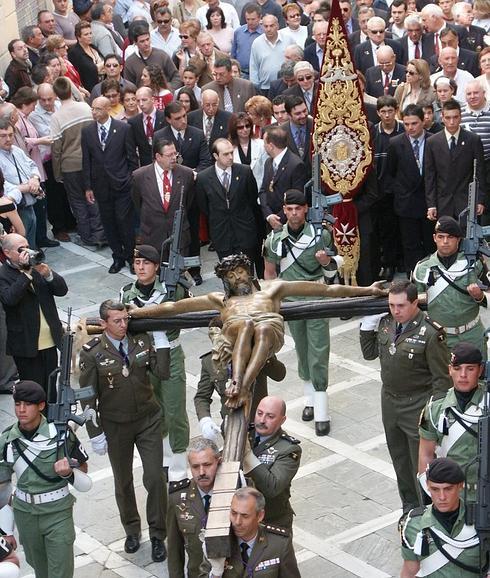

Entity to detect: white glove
[209,557,226,577]
[199,417,221,442]
[359,313,387,332]
[90,433,107,456]
[242,438,261,475]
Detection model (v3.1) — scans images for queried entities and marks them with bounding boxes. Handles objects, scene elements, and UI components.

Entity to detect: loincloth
[211,312,285,369]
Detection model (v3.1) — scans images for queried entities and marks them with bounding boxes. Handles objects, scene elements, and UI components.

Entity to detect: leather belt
[445,316,480,335]
[15,486,70,505]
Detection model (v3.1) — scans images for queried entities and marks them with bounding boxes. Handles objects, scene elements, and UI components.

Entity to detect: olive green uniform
[413,251,487,353]
[120,280,189,454]
[167,478,208,578]
[199,524,301,577]
[79,332,168,541]
[360,310,451,512]
[401,501,480,577]
[264,223,336,392]
[419,386,483,502]
[247,428,301,530]
[0,417,88,578]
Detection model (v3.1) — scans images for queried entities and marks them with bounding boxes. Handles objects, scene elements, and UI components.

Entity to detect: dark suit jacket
[455,24,486,53]
[283,83,319,114]
[259,150,306,222]
[81,119,138,195]
[386,131,431,218]
[304,42,321,72]
[196,163,259,252]
[429,47,479,77]
[4,59,32,99]
[27,48,40,67]
[201,77,256,113]
[354,39,402,74]
[398,33,435,65]
[0,263,67,357]
[67,42,102,92]
[187,109,233,149]
[281,118,313,173]
[131,163,195,253]
[424,128,487,218]
[128,111,167,168]
[365,63,406,98]
[153,125,212,172]
[268,78,289,99]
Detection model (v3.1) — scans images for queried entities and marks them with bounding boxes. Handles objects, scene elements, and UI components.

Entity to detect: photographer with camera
[0,233,68,394]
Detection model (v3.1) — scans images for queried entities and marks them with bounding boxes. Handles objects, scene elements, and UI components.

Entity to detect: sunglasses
[406,70,417,75]
[179,34,189,39]
[289,13,301,17]
[158,19,171,24]
[369,29,385,34]
[237,124,251,129]
[297,75,313,81]
[105,63,119,67]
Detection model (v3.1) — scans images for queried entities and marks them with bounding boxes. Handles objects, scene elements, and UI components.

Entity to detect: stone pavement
[1,239,460,578]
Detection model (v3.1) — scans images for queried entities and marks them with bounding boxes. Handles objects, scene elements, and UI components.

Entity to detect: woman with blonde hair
[473,0,490,31]
[394,59,435,113]
[173,19,201,77]
[244,96,273,138]
[477,47,490,101]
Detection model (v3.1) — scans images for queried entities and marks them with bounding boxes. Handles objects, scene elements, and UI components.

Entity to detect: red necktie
[434,32,439,56]
[162,170,171,212]
[414,42,420,59]
[384,73,390,94]
[145,115,154,141]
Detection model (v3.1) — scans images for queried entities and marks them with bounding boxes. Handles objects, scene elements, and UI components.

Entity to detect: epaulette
[408,506,425,518]
[425,316,444,332]
[265,524,289,537]
[0,424,14,436]
[169,478,191,494]
[281,432,301,445]
[82,337,100,351]
[121,282,133,292]
[200,351,212,360]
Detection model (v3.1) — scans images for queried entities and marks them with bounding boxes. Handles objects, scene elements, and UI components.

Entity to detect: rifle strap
[427,528,480,575]
[447,408,478,438]
[12,439,61,484]
[435,267,473,298]
[283,237,322,277]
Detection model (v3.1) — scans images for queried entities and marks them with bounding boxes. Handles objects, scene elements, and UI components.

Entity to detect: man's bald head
[37,83,56,112]
[254,396,287,437]
[91,96,111,123]
[465,79,486,110]
[1,233,27,252]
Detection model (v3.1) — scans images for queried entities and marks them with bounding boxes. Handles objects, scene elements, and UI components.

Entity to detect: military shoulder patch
[281,433,301,445]
[169,478,191,494]
[83,337,100,351]
[265,524,289,537]
[425,316,444,332]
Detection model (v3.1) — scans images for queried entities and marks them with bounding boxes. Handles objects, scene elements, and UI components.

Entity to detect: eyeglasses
[105,63,119,67]
[236,124,251,129]
[157,19,171,24]
[297,75,313,81]
[406,70,417,75]
[369,29,385,34]
[179,34,189,39]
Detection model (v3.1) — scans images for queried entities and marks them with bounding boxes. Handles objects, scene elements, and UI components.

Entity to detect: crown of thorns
[214,254,252,279]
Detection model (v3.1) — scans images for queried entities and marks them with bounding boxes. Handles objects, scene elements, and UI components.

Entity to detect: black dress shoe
[302,406,314,422]
[192,273,203,286]
[151,537,167,562]
[108,260,125,274]
[315,421,331,436]
[124,534,140,553]
[38,238,60,248]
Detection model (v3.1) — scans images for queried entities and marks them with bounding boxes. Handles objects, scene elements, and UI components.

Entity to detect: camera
[18,247,45,268]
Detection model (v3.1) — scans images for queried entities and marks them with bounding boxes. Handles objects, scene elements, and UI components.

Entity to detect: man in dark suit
[154,101,212,285]
[365,46,406,97]
[428,27,479,77]
[304,21,328,72]
[354,17,402,74]
[282,96,313,174]
[453,2,486,52]
[259,125,307,228]
[196,138,260,268]
[0,233,68,395]
[187,90,233,151]
[22,25,43,67]
[128,87,167,168]
[341,0,360,35]
[132,139,195,257]
[82,96,138,274]
[348,6,375,49]
[398,16,435,65]
[283,62,318,114]
[201,57,255,114]
[425,99,487,222]
[386,104,435,276]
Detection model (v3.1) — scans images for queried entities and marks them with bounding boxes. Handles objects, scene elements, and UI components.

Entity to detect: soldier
[400,458,482,578]
[0,380,91,578]
[264,189,341,436]
[242,396,301,530]
[201,487,301,578]
[195,319,287,442]
[412,216,488,353]
[167,437,221,578]
[360,280,451,514]
[418,342,484,504]
[120,244,190,482]
[78,299,169,563]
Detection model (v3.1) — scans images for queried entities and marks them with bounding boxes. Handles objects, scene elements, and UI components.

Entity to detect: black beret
[283,189,307,206]
[134,245,160,264]
[13,380,46,404]
[450,342,483,365]
[427,458,465,484]
[435,216,463,237]
[73,0,93,15]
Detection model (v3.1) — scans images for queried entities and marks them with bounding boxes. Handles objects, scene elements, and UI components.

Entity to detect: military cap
[450,342,483,365]
[283,189,307,206]
[435,216,463,237]
[12,380,46,404]
[427,458,465,484]
[134,245,160,264]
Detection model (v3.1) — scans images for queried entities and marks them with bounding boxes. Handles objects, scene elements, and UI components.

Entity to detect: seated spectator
[139,64,173,110]
[177,86,200,112]
[68,20,104,92]
[101,78,124,117]
[206,6,233,53]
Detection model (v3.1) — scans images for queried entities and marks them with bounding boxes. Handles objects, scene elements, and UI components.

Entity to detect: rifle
[47,307,96,466]
[159,185,200,300]
[305,134,343,256]
[459,160,490,270]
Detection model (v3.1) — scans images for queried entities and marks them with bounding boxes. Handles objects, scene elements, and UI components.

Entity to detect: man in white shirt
[150,7,180,57]
[430,46,474,103]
